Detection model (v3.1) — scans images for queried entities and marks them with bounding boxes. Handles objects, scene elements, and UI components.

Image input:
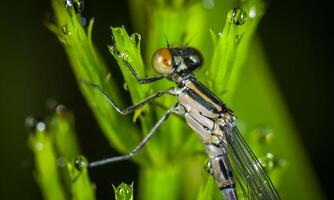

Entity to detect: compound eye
[152,48,173,74]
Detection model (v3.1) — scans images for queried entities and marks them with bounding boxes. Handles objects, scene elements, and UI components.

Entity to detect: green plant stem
[42,0,324,199]
[29,131,67,200]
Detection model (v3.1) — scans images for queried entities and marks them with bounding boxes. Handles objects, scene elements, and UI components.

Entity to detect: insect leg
[80,80,169,115]
[111,35,163,84]
[88,106,174,167]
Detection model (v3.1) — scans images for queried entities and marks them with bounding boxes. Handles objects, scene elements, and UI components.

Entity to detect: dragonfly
[81,39,280,200]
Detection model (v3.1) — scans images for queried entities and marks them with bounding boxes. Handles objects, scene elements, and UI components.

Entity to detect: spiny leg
[111,35,163,84]
[80,79,170,115]
[88,106,175,167]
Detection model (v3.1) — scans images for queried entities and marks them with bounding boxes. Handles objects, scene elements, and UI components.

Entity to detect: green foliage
[113,183,134,200]
[28,107,95,200]
[29,128,67,200]
[28,0,323,199]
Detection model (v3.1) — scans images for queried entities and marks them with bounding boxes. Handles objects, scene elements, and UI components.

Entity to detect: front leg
[111,35,163,84]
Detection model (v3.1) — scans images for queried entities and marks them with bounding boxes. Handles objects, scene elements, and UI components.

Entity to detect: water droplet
[227,8,247,25]
[65,0,85,13]
[202,0,215,10]
[204,159,213,174]
[119,50,129,60]
[25,116,46,132]
[235,33,245,43]
[123,82,129,91]
[266,153,274,159]
[65,0,72,7]
[261,153,287,173]
[105,73,111,82]
[61,25,71,35]
[218,32,222,37]
[57,157,66,167]
[80,16,87,27]
[260,152,284,172]
[36,122,46,132]
[35,142,44,151]
[46,99,67,116]
[25,116,36,130]
[249,7,256,18]
[74,156,87,171]
[75,0,85,13]
[253,126,273,144]
[130,33,142,46]
[109,45,117,55]
[113,27,122,34]
[207,80,213,89]
[46,98,58,110]
[55,104,67,115]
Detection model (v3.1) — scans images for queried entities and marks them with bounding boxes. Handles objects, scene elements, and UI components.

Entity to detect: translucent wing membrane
[223,126,280,200]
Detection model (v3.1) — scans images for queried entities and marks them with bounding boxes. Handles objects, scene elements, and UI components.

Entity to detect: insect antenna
[163,33,170,48]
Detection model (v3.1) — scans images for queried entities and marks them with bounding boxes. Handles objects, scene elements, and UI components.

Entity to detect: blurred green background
[0,0,332,199]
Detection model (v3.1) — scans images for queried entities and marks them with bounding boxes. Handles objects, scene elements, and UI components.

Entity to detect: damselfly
[81,39,280,200]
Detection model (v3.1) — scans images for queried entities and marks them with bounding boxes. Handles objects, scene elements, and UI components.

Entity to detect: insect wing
[224,126,280,200]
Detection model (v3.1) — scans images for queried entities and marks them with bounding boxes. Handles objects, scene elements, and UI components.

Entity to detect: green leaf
[49,0,140,154]
[49,105,80,161]
[28,129,67,200]
[28,106,95,200]
[67,157,95,200]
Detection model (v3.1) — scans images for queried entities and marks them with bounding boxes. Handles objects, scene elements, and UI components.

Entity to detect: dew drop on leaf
[113,27,122,34]
[80,16,87,27]
[74,156,88,171]
[130,33,142,46]
[249,6,257,18]
[25,116,46,132]
[109,46,117,55]
[227,8,247,25]
[260,153,286,172]
[235,33,245,43]
[119,50,129,60]
[253,126,274,144]
[36,121,46,132]
[65,0,85,13]
[57,157,66,167]
[123,82,129,91]
[61,25,71,35]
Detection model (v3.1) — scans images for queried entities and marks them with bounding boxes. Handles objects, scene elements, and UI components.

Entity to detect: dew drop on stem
[61,25,71,35]
[65,0,85,13]
[109,46,117,55]
[123,82,129,91]
[119,50,129,61]
[227,8,247,25]
[74,156,88,171]
[130,33,142,46]
[25,116,46,132]
[254,126,274,144]
[249,6,257,18]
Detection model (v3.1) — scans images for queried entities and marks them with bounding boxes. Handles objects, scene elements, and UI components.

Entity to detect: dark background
[0,0,332,199]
